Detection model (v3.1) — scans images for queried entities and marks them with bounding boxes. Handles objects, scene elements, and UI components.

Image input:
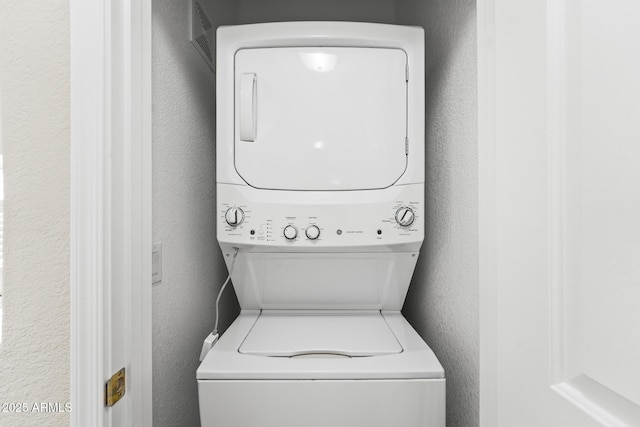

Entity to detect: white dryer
[197,22,445,427]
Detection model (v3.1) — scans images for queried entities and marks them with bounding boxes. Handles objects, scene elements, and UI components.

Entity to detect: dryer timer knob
[283,225,298,240]
[305,225,321,240]
[395,207,415,227]
[225,207,245,227]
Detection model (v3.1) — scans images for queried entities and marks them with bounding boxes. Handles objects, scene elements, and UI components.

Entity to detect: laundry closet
[152,0,477,426]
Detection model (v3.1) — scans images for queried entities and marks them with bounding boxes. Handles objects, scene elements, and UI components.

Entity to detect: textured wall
[0,1,71,426]
[152,0,237,426]
[237,0,396,24]
[396,1,479,426]
[153,2,477,426]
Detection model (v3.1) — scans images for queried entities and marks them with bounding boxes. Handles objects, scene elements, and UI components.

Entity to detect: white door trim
[70,0,152,425]
[70,1,108,424]
[477,0,497,425]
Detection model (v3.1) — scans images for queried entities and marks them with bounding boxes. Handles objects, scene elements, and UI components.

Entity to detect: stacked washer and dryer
[196,22,445,426]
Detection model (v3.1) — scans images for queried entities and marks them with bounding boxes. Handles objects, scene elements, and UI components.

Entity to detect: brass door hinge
[105,368,126,407]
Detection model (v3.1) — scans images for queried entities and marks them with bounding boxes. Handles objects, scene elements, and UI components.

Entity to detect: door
[479,0,640,425]
[234,47,408,191]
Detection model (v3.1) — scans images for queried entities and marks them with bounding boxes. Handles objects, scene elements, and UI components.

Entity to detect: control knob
[305,225,320,240]
[395,207,415,227]
[225,207,245,227]
[283,225,298,240]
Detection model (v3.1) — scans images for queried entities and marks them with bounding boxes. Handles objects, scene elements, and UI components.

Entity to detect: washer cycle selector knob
[224,207,245,227]
[305,225,320,240]
[283,225,298,240]
[395,207,415,227]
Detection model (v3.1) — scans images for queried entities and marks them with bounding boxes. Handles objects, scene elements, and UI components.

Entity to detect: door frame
[68,0,495,425]
[66,0,523,425]
[70,0,152,425]
[477,0,498,424]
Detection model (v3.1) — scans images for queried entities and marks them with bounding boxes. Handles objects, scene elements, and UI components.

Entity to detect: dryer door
[234,47,408,191]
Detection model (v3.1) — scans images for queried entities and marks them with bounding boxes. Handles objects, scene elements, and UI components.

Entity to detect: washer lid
[234,47,408,191]
[239,312,403,357]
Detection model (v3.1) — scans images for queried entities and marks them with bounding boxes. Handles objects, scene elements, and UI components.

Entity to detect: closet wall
[152,1,478,425]
[396,1,479,426]
[152,1,237,426]
[237,0,396,23]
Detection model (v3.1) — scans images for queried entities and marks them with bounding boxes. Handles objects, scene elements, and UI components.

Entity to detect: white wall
[237,0,396,24]
[0,1,71,426]
[396,1,479,426]
[152,0,237,425]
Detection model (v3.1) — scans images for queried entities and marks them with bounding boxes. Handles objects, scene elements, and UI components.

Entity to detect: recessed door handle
[239,73,257,141]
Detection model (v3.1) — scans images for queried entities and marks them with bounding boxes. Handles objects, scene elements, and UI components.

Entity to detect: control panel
[217,184,424,249]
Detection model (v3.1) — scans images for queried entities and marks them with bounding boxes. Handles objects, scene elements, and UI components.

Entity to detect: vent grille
[196,34,212,62]
[190,0,215,72]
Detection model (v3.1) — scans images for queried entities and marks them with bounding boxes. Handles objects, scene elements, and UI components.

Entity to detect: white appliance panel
[197,312,444,380]
[239,312,402,356]
[234,47,408,191]
[225,252,418,311]
[217,183,424,252]
[198,379,445,427]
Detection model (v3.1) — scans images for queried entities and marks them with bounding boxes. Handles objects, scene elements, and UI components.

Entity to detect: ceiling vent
[190,0,215,72]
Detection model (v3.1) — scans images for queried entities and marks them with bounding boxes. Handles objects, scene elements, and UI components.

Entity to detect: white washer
[198,312,444,426]
[197,22,445,427]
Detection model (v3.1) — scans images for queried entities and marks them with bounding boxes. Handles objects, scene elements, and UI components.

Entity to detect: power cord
[213,247,239,335]
[199,247,239,361]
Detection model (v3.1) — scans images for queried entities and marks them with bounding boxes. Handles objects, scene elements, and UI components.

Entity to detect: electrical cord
[200,247,240,362]
[213,247,239,335]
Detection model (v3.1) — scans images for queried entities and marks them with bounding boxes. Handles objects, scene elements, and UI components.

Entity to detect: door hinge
[405,64,409,82]
[405,137,409,154]
[105,368,126,407]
